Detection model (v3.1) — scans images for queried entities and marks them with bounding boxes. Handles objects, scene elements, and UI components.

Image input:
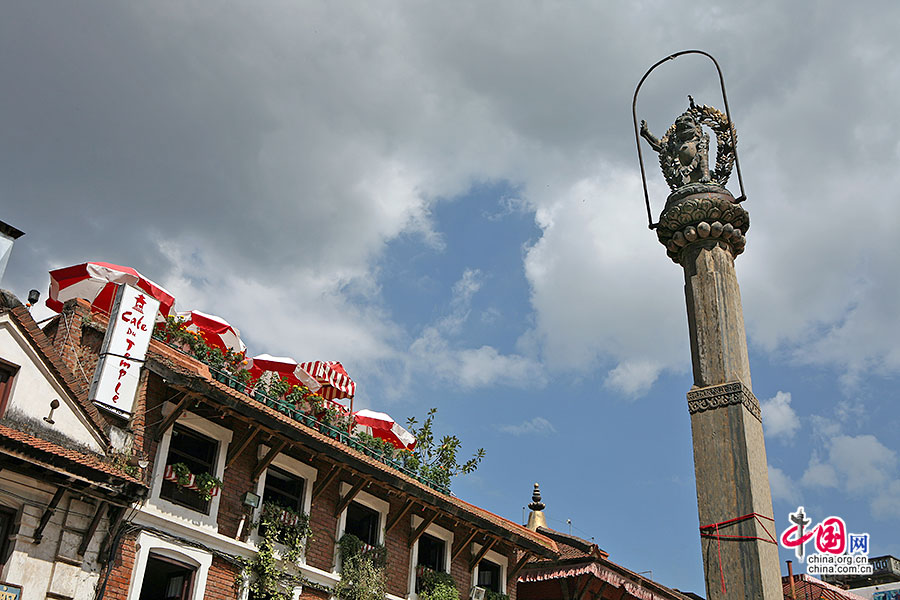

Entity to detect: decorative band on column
[686,381,761,422]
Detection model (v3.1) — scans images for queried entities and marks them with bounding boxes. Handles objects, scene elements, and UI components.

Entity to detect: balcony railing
[150,330,450,495]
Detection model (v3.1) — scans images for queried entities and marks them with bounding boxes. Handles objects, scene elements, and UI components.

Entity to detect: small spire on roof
[526,482,547,531]
[529,482,545,511]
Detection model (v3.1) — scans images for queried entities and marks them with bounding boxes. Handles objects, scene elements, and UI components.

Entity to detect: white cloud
[407,270,545,391]
[829,434,896,491]
[799,433,899,516]
[761,391,800,441]
[871,481,900,519]
[499,417,557,436]
[5,1,900,403]
[801,456,839,489]
[768,465,801,504]
[604,360,663,398]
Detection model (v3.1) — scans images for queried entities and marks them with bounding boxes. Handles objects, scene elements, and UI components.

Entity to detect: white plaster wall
[0,471,111,600]
[0,316,104,453]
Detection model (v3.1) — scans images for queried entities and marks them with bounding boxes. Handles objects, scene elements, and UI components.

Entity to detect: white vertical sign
[89,284,160,415]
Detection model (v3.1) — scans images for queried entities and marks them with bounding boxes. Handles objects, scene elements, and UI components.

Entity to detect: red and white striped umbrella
[246,354,321,392]
[47,261,175,317]
[353,409,417,451]
[297,361,356,401]
[177,310,246,354]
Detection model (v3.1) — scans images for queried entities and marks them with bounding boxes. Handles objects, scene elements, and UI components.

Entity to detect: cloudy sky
[3,1,900,593]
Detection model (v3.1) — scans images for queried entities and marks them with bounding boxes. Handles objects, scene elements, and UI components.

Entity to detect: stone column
[657,190,781,600]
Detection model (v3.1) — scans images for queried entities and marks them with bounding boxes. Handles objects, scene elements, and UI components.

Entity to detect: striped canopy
[297,361,356,400]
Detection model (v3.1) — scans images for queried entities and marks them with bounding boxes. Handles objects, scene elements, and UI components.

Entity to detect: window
[139,554,196,600]
[260,465,306,544]
[345,501,379,547]
[415,533,446,593]
[409,519,453,597]
[160,424,218,514]
[263,465,305,511]
[0,358,19,417]
[335,487,388,574]
[0,506,15,566]
[477,559,502,592]
[126,532,212,600]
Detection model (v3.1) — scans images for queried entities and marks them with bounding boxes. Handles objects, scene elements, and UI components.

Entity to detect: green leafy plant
[334,533,387,600]
[403,408,485,491]
[195,472,223,500]
[154,316,248,376]
[170,462,193,486]
[417,566,458,600]
[353,431,399,458]
[484,591,509,600]
[243,502,314,600]
[167,462,223,500]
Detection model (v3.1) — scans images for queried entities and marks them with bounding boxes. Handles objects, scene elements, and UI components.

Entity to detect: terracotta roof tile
[782,575,870,600]
[0,423,143,485]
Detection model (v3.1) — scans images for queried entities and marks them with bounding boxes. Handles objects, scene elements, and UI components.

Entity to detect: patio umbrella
[47,261,175,317]
[353,409,417,450]
[246,354,321,392]
[177,310,246,354]
[296,361,356,401]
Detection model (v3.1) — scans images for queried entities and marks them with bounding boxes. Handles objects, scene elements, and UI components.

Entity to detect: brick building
[27,296,558,600]
[0,297,145,600]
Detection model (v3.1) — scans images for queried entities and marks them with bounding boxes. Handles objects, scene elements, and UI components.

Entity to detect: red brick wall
[204,556,240,600]
[384,496,413,598]
[100,531,137,600]
[505,547,518,600]
[306,472,339,572]
[450,539,472,600]
[217,420,257,540]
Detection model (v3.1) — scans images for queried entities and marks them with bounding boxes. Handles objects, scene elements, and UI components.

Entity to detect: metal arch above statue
[632,51,750,263]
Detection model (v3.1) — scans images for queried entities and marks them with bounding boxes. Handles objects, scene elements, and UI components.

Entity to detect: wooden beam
[154,393,196,441]
[78,501,108,556]
[385,498,415,534]
[251,439,287,483]
[226,425,261,468]
[507,551,533,584]
[33,487,66,543]
[560,578,571,600]
[452,529,478,563]
[333,478,367,517]
[573,574,592,600]
[312,464,341,501]
[409,511,438,547]
[469,537,496,570]
[98,506,126,557]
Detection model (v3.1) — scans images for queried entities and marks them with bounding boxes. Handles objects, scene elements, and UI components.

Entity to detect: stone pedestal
[659,191,781,600]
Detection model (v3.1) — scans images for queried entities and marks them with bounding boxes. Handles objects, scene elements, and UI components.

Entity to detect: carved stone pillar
[657,190,782,600]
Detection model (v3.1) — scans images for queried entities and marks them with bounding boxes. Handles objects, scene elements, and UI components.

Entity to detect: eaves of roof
[0,423,144,492]
[145,338,558,558]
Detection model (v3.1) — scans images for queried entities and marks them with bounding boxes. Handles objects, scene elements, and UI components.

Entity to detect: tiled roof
[3,305,110,443]
[146,336,558,556]
[521,527,689,600]
[783,575,870,600]
[529,526,607,562]
[0,423,142,485]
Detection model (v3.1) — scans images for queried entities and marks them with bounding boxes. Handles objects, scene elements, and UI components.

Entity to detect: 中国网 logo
[780,506,872,576]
